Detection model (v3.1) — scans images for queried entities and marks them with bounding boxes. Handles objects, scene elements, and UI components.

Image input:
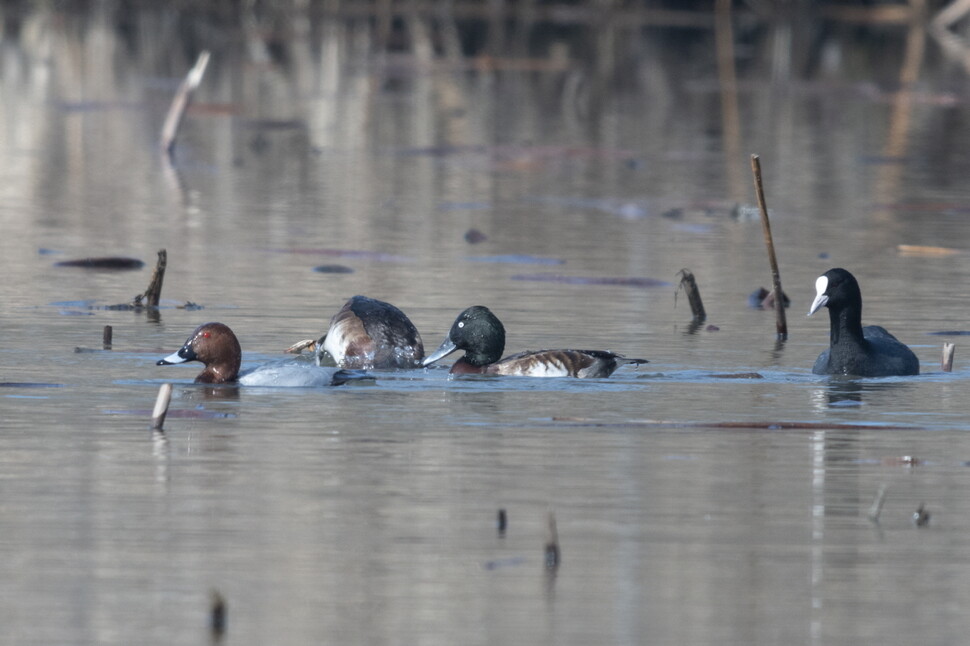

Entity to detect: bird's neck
[830,305,865,346]
[451,357,489,374]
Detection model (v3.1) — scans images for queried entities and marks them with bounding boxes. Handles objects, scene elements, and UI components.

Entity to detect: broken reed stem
[102,325,113,350]
[544,512,561,570]
[750,154,788,340]
[160,50,211,155]
[151,383,173,431]
[134,249,167,308]
[677,269,707,321]
[942,342,955,372]
[497,509,507,536]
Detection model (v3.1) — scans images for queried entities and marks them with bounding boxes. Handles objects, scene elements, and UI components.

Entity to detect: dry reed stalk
[750,154,788,340]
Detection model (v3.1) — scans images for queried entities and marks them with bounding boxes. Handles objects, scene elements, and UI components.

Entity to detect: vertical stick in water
[750,154,788,340]
[210,589,227,637]
[677,269,707,322]
[544,512,560,570]
[145,250,166,308]
[152,383,173,431]
[133,249,167,309]
[942,343,955,372]
[102,325,113,350]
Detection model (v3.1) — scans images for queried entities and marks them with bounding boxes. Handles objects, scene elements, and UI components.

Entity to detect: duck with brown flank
[422,305,647,378]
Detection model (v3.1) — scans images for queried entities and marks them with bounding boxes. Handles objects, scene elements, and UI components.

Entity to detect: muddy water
[3,5,970,645]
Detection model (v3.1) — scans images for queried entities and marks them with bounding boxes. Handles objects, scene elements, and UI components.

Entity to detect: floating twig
[867,484,888,523]
[897,244,965,257]
[677,269,706,322]
[160,51,211,156]
[942,342,955,372]
[544,512,560,570]
[102,325,113,350]
[750,155,788,340]
[133,249,167,309]
[284,339,317,354]
[151,383,173,431]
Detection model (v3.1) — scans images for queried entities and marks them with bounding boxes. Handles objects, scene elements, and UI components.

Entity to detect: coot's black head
[808,267,862,316]
[422,305,506,368]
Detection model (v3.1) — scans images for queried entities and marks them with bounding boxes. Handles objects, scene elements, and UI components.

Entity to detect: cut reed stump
[677,269,706,322]
[942,343,955,372]
[160,51,211,156]
[544,512,560,570]
[102,325,113,350]
[133,250,167,309]
[750,154,788,340]
[151,383,173,431]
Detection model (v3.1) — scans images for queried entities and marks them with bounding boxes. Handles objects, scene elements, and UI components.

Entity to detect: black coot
[808,268,919,377]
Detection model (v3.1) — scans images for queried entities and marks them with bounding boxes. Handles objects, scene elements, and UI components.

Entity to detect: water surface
[3,5,970,645]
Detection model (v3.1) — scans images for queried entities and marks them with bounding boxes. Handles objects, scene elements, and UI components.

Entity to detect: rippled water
[4,4,970,645]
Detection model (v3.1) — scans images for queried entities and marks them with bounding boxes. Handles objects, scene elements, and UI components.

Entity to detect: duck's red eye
[202,332,211,339]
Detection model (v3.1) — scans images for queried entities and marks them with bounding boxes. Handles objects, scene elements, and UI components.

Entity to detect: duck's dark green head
[423,305,506,368]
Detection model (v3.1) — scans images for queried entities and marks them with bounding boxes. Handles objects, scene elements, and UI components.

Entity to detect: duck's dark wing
[324,296,423,369]
[492,349,646,378]
[351,297,424,368]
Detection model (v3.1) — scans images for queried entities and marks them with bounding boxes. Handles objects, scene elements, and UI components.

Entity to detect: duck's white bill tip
[158,351,188,365]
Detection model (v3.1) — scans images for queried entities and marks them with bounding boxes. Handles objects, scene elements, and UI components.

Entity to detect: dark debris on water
[511,274,670,288]
[312,264,355,274]
[54,257,145,270]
